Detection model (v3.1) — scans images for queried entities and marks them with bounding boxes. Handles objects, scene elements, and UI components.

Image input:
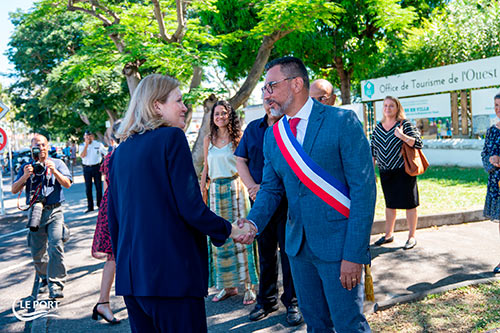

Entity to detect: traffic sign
[0,127,7,152]
[0,101,9,121]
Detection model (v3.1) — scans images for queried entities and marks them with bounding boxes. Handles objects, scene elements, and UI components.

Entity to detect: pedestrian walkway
[205,220,500,332]
[0,166,499,332]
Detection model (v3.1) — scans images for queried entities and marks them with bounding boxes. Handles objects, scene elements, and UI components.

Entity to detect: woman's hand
[489,155,500,167]
[394,126,404,139]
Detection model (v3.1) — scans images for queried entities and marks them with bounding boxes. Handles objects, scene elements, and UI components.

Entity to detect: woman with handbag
[371,96,423,250]
[200,100,259,305]
[481,93,500,273]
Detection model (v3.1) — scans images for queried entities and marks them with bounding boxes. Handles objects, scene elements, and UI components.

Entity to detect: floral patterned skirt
[91,189,114,261]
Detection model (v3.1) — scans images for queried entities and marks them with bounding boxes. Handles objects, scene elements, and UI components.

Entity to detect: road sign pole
[0,167,5,215]
[8,127,13,184]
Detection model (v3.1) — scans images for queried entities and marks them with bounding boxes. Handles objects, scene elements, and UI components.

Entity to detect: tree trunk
[334,56,352,105]
[185,66,203,131]
[123,63,141,96]
[105,109,118,122]
[191,94,218,176]
[228,30,291,109]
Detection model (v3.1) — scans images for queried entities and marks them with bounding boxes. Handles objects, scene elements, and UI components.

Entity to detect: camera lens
[32,162,46,176]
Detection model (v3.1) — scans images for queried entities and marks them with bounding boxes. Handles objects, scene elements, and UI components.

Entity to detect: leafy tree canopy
[372,0,500,79]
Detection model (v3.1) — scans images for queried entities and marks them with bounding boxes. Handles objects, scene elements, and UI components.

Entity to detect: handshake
[229,218,257,244]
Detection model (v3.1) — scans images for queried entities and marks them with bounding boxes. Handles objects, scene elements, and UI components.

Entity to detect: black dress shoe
[286,305,303,326]
[84,209,94,214]
[373,235,394,246]
[248,303,278,321]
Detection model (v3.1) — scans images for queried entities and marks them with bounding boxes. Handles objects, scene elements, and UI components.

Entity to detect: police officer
[79,131,107,213]
[12,134,72,299]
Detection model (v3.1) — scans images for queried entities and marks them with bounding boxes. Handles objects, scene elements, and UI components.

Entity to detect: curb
[371,275,500,312]
[371,209,484,235]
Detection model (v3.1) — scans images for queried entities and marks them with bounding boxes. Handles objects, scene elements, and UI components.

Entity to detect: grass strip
[367,281,500,332]
[375,166,488,220]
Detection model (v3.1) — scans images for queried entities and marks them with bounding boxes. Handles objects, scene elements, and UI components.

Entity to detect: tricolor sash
[273,118,351,217]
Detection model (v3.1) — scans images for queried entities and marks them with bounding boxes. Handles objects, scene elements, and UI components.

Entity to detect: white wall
[421,139,484,168]
[424,149,482,167]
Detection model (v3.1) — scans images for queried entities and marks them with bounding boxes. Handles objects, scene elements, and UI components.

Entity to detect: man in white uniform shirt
[79,131,107,213]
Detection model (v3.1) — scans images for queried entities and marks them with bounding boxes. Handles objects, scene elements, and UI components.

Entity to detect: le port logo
[12,297,60,322]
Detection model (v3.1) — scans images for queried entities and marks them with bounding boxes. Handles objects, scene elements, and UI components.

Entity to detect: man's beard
[268,91,293,117]
[269,107,282,117]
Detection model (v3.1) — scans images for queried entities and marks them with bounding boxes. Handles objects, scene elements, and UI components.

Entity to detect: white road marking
[0,259,31,275]
[0,228,27,240]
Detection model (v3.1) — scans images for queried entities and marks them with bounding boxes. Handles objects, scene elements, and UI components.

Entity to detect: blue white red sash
[273,118,351,218]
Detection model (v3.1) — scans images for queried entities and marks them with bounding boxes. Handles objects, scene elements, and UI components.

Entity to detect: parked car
[3,148,32,175]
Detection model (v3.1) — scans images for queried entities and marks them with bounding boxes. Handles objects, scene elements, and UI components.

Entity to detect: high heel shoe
[92,302,121,324]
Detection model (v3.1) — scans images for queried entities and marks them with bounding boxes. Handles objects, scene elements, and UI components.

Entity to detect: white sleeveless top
[207,142,237,180]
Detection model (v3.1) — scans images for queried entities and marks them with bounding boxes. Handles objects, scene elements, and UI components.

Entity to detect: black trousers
[124,295,207,333]
[254,197,297,308]
[83,164,102,211]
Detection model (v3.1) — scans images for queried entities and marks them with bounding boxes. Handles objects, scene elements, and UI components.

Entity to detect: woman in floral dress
[91,120,121,324]
[481,93,500,273]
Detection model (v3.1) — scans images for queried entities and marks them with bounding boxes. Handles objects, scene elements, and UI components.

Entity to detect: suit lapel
[302,102,326,156]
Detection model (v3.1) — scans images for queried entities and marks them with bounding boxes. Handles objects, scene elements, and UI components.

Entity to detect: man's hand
[247,184,260,201]
[230,222,250,239]
[45,159,55,176]
[340,260,362,291]
[234,218,257,244]
[23,164,34,179]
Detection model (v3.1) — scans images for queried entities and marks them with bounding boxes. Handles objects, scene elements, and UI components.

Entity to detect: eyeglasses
[313,96,330,103]
[261,76,297,94]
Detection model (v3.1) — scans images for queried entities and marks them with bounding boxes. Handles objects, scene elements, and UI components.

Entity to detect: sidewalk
[204,220,500,332]
[0,166,499,332]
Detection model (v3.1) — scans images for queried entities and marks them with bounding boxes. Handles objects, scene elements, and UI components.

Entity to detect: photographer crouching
[12,134,72,299]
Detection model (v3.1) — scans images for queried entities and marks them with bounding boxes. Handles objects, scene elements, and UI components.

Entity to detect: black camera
[31,147,46,176]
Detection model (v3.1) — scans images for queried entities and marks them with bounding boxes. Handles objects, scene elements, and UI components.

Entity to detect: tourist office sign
[361,56,500,102]
[374,93,451,121]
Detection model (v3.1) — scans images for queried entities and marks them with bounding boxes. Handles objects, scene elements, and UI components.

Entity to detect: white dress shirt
[250,97,315,233]
[285,97,314,145]
[79,141,107,166]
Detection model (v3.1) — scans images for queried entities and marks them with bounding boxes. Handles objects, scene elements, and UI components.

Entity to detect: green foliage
[200,0,341,81]
[272,0,420,101]
[7,3,92,138]
[7,0,224,138]
[374,0,500,78]
[408,0,500,65]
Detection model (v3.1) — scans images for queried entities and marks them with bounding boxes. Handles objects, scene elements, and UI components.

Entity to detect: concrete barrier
[371,209,485,235]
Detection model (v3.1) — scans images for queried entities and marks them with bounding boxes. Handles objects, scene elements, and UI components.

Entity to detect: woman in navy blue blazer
[107,74,248,332]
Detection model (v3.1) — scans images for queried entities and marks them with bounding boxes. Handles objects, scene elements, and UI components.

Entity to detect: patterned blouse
[371,119,423,171]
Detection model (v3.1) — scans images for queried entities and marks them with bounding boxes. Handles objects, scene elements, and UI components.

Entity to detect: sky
[0,0,35,88]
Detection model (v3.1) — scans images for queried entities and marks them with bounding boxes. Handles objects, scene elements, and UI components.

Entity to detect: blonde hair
[381,96,406,122]
[118,74,180,141]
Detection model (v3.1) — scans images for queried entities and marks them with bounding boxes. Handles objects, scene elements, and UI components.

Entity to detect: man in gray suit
[237,57,376,332]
